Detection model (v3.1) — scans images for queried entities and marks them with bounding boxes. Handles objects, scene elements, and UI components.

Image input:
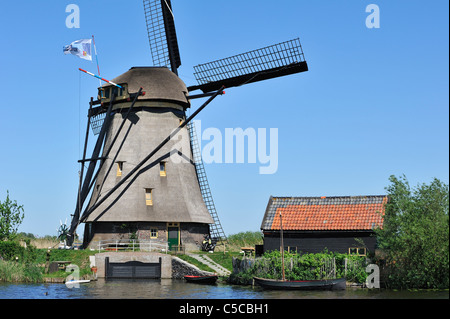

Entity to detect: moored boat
[253,277,346,291]
[254,212,347,291]
[65,279,91,287]
[184,275,218,285]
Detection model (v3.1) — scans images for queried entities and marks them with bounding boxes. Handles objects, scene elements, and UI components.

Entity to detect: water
[0,279,448,299]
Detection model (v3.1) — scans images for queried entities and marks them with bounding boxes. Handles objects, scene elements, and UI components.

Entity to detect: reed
[29,238,59,249]
[0,260,42,283]
[226,231,263,252]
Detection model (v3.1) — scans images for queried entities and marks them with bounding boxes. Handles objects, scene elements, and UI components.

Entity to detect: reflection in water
[0,279,448,299]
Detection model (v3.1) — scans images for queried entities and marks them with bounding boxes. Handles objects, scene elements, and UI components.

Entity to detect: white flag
[63,39,92,61]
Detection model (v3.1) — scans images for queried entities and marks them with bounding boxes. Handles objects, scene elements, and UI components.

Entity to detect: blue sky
[0,1,448,237]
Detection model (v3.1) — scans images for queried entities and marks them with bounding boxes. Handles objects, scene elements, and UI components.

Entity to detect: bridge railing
[96,239,169,254]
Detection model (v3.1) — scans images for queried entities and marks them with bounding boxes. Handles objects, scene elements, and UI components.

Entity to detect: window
[98,84,127,101]
[145,188,153,206]
[103,88,110,99]
[117,162,124,177]
[160,162,166,177]
[349,247,366,256]
[167,222,179,227]
[150,229,158,238]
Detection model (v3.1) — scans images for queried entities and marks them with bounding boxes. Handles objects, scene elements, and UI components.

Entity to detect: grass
[176,231,263,274]
[0,247,98,283]
[37,249,98,278]
[176,254,216,273]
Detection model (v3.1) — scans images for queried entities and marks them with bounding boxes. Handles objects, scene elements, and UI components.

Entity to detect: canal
[0,279,448,299]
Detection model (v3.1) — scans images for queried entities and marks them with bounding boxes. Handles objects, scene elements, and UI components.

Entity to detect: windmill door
[167,223,180,251]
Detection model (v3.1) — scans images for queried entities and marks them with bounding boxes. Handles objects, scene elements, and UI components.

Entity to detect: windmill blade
[143,0,181,74]
[188,38,308,93]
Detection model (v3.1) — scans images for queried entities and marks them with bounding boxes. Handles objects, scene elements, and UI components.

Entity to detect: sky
[0,1,448,238]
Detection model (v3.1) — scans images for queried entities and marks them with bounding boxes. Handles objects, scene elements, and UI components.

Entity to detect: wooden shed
[260,196,387,255]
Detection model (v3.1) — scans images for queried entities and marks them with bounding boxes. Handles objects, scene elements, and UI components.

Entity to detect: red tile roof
[261,196,387,231]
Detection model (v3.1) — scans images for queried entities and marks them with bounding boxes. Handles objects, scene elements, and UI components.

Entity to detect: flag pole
[92,36,101,77]
[91,35,102,89]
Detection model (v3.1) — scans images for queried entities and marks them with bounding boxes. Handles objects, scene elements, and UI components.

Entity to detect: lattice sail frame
[143,0,181,73]
[191,38,307,92]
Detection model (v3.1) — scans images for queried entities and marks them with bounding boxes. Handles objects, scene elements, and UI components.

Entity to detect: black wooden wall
[263,231,377,255]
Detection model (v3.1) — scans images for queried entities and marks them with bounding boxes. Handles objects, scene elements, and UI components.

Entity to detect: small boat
[65,279,91,287]
[184,275,218,285]
[253,277,346,291]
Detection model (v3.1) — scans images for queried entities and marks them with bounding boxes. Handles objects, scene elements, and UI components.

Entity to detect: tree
[376,175,449,289]
[0,191,25,241]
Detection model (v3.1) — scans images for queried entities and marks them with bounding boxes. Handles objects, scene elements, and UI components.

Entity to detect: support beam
[89,88,143,208]
[68,94,116,245]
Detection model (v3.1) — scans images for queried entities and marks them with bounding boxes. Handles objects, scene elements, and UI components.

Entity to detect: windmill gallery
[66,0,308,252]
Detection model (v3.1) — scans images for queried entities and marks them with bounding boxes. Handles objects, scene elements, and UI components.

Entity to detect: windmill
[58,219,70,249]
[67,0,308,250]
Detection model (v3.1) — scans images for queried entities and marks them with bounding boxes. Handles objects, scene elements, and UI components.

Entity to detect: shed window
[150,229,158,238]
[145,188,153,206]
[349,247,366,256]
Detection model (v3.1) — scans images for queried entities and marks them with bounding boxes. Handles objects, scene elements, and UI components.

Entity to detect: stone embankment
[172,256,215,279]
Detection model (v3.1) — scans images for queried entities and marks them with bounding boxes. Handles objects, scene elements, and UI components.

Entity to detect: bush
[376,175,449,289]
[0,241,26,261]
[0,240,39,264]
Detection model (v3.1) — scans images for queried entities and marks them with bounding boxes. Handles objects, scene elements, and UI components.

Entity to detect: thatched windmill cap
[102,67,190,107]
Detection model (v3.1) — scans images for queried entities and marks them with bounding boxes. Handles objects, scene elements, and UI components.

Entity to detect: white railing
[96,239,169,254]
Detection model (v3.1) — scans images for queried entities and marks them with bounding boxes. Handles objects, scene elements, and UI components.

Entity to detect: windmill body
[68,0,308,250]
[82,67,213,250]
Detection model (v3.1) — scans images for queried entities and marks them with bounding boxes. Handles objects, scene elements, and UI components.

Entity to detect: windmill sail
[188,121,227,243]
[143,0,181,74]
[188,38,308,93]
[90,113,106,135]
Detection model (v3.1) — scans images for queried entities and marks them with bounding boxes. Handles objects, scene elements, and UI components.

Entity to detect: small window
[103,88,110,99]
[145,188,153,206]
[349,247,366,256]
[160,162,166,177]
[117,162,124,177]
[150,229,158,238]
[167,222,179,227]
